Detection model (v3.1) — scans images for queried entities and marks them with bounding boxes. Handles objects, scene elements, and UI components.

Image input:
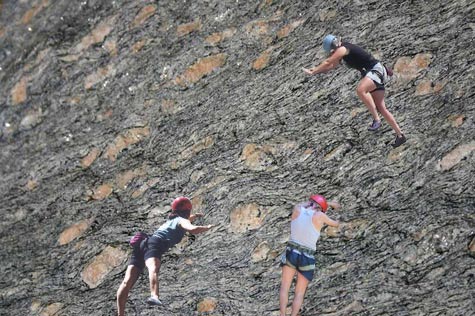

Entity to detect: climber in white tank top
[290,204,321,251]
[280,194,342,316]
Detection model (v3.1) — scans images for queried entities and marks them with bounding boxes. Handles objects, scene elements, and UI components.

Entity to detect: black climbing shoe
[391,134,406,148]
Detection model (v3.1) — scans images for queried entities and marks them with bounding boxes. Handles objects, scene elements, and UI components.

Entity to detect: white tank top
[290,206,321,250]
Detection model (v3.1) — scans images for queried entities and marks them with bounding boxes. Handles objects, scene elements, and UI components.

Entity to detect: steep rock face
[1,0,474,315]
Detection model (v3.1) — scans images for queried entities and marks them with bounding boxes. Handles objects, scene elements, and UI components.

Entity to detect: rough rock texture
[1,0,475,315]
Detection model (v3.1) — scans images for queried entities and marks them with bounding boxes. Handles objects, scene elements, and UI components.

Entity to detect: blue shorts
[129,236,169,271]
[280,247,316,281]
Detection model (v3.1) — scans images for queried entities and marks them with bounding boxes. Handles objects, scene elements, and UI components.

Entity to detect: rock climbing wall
[0,0,474,315]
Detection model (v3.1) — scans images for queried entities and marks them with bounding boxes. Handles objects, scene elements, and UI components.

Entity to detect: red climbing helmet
[171,196,192,212]
[309,194,328,212]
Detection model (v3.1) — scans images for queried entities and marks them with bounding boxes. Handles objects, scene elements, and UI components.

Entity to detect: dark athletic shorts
[129,236,169,271]
[280,246,316,281]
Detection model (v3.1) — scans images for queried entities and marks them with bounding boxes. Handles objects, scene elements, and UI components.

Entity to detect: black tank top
[342,42,378,74]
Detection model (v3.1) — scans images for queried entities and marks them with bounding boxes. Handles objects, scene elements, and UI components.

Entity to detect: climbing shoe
[368,120,381,131]
[146,297,162,306]
[391,134,406,148]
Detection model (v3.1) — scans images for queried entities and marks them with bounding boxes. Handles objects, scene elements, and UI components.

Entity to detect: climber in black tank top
[302,34,406,148]
[341,42,378,75]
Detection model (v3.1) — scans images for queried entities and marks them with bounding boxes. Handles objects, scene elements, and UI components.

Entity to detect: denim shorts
[129,236,169,271]
[280,247,316,281]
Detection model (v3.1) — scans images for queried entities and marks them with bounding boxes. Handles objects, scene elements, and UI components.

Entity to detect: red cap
[171,196,192,212]
[309,194,328,212]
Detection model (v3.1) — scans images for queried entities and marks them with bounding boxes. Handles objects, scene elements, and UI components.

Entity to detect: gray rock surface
[1,0,474,315]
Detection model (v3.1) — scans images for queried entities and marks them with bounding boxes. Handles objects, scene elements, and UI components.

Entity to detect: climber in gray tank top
[116,197,215,315]
[152,216,187,250]
[303,34,407,148]
[279,194,342,316]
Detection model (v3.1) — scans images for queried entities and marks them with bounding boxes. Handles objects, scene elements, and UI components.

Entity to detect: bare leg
[290,272,310,316]
[357,77,380,122]
[371,89,403,136]
[145,257,161,299]
[280,265,296,316]
[117,265,141,316]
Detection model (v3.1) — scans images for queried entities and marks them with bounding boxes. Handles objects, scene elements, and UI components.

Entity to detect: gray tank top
[290,206,321,250]
[152,217,186,248]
